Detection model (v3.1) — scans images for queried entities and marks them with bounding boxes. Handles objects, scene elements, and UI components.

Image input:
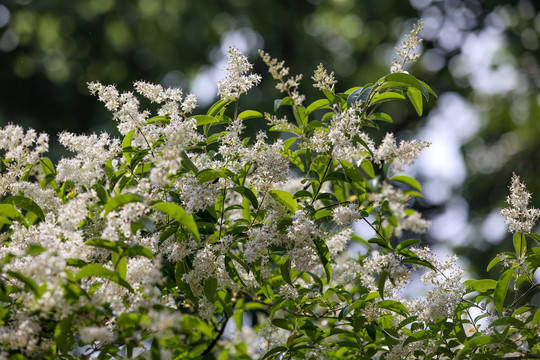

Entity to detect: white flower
[500,173,540,233]
[279,284,299,300]
[374,133,430,172]
[332,203,362,226]
[217,46,261,100]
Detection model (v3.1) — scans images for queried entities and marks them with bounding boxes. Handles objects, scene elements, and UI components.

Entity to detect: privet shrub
[1,21,540,359]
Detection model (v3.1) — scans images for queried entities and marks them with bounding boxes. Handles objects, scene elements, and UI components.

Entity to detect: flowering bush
[1,22,540,359]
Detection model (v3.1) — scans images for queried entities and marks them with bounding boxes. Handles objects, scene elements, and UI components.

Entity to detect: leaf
[180,150,199,173]
[274,97,294,111]
[270,190,297,213]
[152,202,200,240]
[526,233,540,243]
[384,73,429,98]
[459,336,498,358]
[229,186,258,209]
[340,160,366,197]
[2,195,45,221]
[486,256,501,271]
[207,99,233,116]
[196,169,225,183]
[7,270,39,294]
[395,239,420,254]
[513,233,526,257]
[146,115,169,124]
[0,204,26,226]
[204,277,218,302]
[407,87,423,116]
[193,115,219,126]
[313,237,331,282]
[467,279,497,293]
[238,110,263,120]
[224,256,246,287]
[272,318,294,331]
[122,129,135,163]
[280,258,293,285]
[104,193,143,216]
[262,346,287,360]
[40,157,56,176]
[124,245,153,259]
[85,238,119,252]
[378,299,409,317]
[346,85,373,107]
[369,112,393,123]
[494,268,513,315]
[370,92,406,105]
[76,264,133,292]
[305,99,331,114]
[390,175,422,192]
[55,315,74,353]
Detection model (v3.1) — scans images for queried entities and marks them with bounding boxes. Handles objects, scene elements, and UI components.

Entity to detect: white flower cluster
[217,46,261,100]
[57,132,120,188]
[370,183,431,236]
[374,133,430,172]
[500,173,540,233]
[406,247,466,323]
[0,125,49,193]
[312,63,337,91]
[390,19,424,73]
[259,50,305,106]
[332,203,362,226]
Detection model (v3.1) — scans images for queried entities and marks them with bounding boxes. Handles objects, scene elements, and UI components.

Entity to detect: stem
[310,156,333,207]
[511,283,540,308]
[200,298,239,356]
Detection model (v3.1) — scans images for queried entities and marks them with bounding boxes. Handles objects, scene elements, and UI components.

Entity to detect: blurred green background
[1,0,540,280]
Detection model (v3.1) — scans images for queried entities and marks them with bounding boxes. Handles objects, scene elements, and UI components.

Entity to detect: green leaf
[378,299,409,317]
[313,237,331,282]
[0,204,26,226]
[390,175,422,192]
[407,87,423,116]
[346,85,373,107]
[7,270,40,294]
[204,277,218,302]
[340,160,366,197]
[85,238,119,252]
[494,268,513,315]
[122,129,135,163]
[146,115,169,124]
[378,270,388,299]
[272,318,294,331]
[305,99,331,114]
[459,336,498,358]
[280,258,293,285]
[532,308,540,326]
[229,186,258,210]
[487,256,501,271]
[76,264,133,292]
[180,150,199,173]
[467,279,497,292]
[513,233,526,257]
[2,195,45,221]
[207,99,233,116]
[384,73,429,98]
[270,190,297,213]
[196,169,225,183]
[283,149,305,172]
[262,346,287,360]
[395,239,420,254]
[193,115,219,126]
[104,193,143,216]
[526,233,540,243]
[224,256,246,287]
[274,97,294,111]
[369,112,393,123]
[152,202,200,240]
[55,315,74,354]
[238,110,263,120]
[370,92,406,105]
[124,245,153,259]
[40,157,56,176]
